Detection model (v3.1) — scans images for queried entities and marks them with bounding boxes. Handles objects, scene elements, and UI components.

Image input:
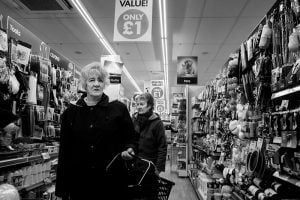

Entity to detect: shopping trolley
[106,153,175,200]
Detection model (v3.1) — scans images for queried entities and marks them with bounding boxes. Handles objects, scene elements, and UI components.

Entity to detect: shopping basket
[106,153,175,200]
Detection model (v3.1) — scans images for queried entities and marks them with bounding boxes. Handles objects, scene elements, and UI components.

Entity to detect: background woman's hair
[79,62,110,92]
[0,184,20,200]
[136,93,154,111]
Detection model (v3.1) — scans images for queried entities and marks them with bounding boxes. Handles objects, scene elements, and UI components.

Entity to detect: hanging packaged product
[0,57,9,84]
[286,59,300,87]
[39,58,49,84]
[51,65,57,86]
[37,84,44,101]
[9,38,18,64]
[8,73,20,95]
[26,73,37,104]
[292,0,300,16]
[0,28,8,54]
[259,21,272,49]
[16,41,31,66]
[29,55,49,84]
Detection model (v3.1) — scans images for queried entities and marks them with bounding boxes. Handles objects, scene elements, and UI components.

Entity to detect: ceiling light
[159,0,169,114]
[71,0,142,93]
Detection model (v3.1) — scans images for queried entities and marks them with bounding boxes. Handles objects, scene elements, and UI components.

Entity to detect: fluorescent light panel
[71,0,142,93]
[159,0,169,114]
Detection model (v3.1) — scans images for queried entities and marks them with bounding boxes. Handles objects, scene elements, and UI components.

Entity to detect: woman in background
[132,93,167,199]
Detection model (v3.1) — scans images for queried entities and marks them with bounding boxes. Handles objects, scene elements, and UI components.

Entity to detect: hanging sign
[150,80,164,99]
[155,99,165,113]
[101,55,124,102]
[113,0,153,41]
[177,56,198,84]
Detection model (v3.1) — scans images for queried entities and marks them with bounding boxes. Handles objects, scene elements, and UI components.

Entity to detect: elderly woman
[55,62,137,200]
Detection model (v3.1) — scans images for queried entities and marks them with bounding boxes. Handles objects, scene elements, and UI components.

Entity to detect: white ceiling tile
[225,17,261,44]
[25,19,78,43]
[167,0,205,18]
[95,18,115,42]
[47,43,64,53]
[241,0,277,17]
[172,44,194,61]
[123,60,146,72]
[215,44,239,60]
[197,61,211,72]
[73,59,94,68]
[131,71,151,81]
[113,43,142,61]
[169,19,200,43]
[191,44,220,61]
[144,61,162,72]
[206,61,226,73]
[0,1,26,20]
[196,18,235,44]
[85,44,104,60]
[59,18,99,43]
[60,43,96,60]
[203,0,248,17]
[137,44,157,61]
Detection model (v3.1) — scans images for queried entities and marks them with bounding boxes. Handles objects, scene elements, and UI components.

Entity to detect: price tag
[41,152,50,160]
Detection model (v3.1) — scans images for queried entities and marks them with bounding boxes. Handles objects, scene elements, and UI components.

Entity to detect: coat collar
[75,93,109,107]
[133,112,160,121]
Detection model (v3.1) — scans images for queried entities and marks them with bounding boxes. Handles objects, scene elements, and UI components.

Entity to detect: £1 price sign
[114,0,153,41]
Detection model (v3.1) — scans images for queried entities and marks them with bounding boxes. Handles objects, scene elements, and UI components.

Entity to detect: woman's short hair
[136,93,154,111]
[79,62,110,92]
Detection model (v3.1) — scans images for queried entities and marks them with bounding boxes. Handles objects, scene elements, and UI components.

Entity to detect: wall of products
[188,0,300,199]
[170,86,189,177]
[0,13,80,199]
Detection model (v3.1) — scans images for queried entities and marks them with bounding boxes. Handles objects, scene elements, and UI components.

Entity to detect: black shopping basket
[106,153,175,200]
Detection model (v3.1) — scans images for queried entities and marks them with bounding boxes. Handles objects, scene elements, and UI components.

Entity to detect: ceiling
[0,0,277,99]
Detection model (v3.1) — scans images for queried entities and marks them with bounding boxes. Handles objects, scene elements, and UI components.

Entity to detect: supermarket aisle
[160,162,199,200]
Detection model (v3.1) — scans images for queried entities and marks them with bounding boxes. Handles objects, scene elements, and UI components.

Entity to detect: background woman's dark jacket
[133,112,167,172]
[55,94,137,200]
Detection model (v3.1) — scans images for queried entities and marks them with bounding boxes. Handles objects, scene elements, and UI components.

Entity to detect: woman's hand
[121,148,135,160]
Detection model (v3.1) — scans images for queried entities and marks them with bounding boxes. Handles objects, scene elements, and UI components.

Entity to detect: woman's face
[86,74,105,97]
[136,99,151,114]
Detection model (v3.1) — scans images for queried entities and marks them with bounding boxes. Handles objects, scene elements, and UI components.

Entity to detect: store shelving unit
[273,171,300,189]
[0,152,58,169]
[19,176,56,193]
[170,86,189,177]
[271,85,300,99]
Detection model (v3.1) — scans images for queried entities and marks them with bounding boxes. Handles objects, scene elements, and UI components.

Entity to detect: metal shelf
[271,85,300,100]
[273,171,300,189]
[0,152,58,169]
[20,176,56,192]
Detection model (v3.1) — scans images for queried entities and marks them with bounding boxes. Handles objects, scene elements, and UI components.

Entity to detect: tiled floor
[160,161,199,200]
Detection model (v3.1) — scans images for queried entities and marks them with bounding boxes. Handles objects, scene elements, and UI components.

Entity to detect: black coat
[133,113,167,172]
[55,94,137,200]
